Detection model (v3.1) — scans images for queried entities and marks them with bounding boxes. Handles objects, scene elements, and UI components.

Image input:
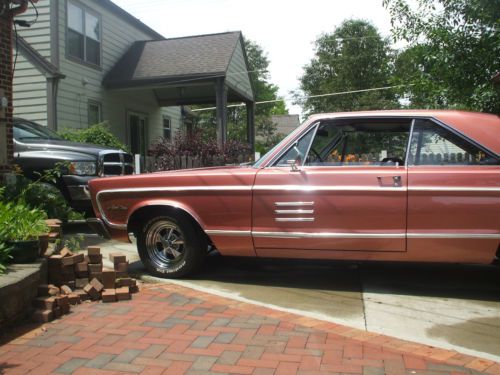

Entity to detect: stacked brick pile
[33,246,139,323]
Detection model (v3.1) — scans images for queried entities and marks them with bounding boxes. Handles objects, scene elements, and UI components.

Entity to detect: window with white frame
[67,1,101,66]
[163,116,172,141]
[88,101,102,125]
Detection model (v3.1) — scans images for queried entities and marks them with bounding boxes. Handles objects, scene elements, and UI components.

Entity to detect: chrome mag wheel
[145,220,186,268]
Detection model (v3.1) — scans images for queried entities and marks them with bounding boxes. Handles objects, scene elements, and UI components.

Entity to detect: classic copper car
[88,110,500,278]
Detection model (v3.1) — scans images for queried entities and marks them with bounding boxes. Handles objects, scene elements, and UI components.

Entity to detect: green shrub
[0,201,49,242]
[59,122,128,151]
[3,166,83,222]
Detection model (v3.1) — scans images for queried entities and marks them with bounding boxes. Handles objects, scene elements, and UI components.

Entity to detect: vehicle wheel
[137,215,206,278]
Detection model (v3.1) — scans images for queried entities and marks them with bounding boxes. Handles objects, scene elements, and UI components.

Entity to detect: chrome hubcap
[145,221,185,267]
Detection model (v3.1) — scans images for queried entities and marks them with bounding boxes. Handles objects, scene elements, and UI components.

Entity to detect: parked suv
[13,118,134,213]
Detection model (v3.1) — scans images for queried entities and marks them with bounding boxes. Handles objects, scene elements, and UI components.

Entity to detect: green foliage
[296,19,400,115]
[4,164,83,222]
[60,234,84,253]
[59,122,128,151]
[0,201,48,242]
[193,38,287,144]
[385,0,500,113]
[0,242,10,274]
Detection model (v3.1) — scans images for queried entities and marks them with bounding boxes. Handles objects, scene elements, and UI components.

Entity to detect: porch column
[246,101,255,153]
[215,77,227,147]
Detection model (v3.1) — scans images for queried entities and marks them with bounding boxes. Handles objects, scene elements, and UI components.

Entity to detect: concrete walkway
[1,283,499,375]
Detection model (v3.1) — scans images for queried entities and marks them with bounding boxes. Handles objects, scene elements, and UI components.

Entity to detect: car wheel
[137,215,206,278]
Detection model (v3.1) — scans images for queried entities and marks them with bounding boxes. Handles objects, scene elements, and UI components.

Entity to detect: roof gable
[103,32,242,88]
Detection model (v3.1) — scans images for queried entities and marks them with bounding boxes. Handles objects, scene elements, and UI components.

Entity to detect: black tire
[137,214,206,278]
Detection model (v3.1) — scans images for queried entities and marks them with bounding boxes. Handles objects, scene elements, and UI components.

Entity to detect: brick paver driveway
[1,284,499,375]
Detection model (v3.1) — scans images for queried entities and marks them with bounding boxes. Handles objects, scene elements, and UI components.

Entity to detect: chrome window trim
[405,119,416,167]
[268,122,320,167]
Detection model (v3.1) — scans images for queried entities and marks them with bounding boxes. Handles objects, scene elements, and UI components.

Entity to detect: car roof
[309,110,500,155]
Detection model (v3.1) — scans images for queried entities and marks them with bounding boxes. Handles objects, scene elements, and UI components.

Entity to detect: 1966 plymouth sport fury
[88,110,500,278]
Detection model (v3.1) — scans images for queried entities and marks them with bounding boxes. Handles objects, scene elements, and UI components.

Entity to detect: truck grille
[99,151,134,176]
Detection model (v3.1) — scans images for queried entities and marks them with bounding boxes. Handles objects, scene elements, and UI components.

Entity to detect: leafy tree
[296,19,399,115]
[385,0,500,113]
[194,39,287,149]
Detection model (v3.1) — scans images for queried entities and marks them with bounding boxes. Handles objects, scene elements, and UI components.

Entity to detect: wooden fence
[145,154,252,172]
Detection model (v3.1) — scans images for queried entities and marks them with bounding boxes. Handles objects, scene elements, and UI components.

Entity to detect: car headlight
[68,161,97,176]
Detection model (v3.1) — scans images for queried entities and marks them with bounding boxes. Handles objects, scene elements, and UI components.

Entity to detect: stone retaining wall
[0,260,47,331]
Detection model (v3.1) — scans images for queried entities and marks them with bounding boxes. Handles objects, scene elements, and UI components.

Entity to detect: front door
[252,118,412,256]
[129,112,148,157]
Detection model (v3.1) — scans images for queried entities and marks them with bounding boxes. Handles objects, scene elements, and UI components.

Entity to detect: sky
[112,0,397,116]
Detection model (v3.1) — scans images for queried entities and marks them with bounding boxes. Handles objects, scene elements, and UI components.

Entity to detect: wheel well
[128,205,210,244]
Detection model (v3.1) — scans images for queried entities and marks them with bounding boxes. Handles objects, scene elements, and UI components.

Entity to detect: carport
[103,31,255,149]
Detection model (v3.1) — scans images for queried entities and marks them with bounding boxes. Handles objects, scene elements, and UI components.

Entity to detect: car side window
[274,127,316,167]
[303,120,411,166]
[408,120,498,166]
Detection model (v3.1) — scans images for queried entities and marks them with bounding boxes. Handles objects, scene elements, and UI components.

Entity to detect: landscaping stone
[87,246,100,255]
[33,296,56,310]
[32,309,53,323]
[59,247,73,257]
[102,268,116,289]
[60,285,72,295]
[75,261,88,277]
[37,284,59,297]
[109,253,126,265]
[86,253,103,264]
[67,293,81,305]
[116,286,130,301]
[102,289,117,303]
[75,277,88,289]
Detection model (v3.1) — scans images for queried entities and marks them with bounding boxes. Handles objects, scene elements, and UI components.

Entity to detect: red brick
[211,364,254,374]
[109,252,126,264]
[102,289,116,303]
[116,286,130,301]
[32,309,53,323]
[101,268,116,289]
[87,246,101,255]
[33,296,57,310]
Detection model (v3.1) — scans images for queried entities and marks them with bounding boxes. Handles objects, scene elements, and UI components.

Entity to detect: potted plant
[0,201,49,263]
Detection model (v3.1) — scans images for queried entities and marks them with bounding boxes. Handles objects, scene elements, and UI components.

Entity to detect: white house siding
[226,39,253,101]
[55,0,182,146]
[12,1,51,125]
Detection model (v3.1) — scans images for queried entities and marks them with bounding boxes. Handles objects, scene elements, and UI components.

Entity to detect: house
[12,0,255,157]
[271,114,301,136]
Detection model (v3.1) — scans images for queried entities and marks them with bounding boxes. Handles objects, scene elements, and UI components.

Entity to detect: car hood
[15,139,124,157]
[88,165,258,193]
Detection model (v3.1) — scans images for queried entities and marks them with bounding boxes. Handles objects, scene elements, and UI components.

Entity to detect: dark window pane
[86,37,100,65]
[408,120,496,165]
[68,29,84,59]
[88,102,101,125]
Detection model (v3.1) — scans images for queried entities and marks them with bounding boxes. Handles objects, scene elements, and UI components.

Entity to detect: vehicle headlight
[68,161,97,176]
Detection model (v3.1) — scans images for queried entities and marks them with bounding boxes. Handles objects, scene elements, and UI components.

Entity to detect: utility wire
[190,84,411,112]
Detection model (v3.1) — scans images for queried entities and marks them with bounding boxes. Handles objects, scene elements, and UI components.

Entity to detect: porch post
[246,101,255,153]
[215,77,227,147]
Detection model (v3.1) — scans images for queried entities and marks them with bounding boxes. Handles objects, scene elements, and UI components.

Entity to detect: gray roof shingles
[103,32,242,88]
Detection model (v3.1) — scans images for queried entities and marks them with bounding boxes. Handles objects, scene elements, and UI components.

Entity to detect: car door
[252,117,412,257]
[406,118,500,263]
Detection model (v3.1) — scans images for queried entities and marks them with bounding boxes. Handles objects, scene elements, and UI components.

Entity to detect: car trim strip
[275,210,315,214]
[253,185,405,192]
[407,233,500,239]
[275,218,315,222]
[408,186,500,192]
[203,230,500,240]
[275,201,315,206]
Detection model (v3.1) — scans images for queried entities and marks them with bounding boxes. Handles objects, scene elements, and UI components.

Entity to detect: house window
[163,117,171,141]
[88,101,101,125]
[67,1,101,66]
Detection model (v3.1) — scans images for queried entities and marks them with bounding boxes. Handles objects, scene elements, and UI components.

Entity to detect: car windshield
[14,120,63,141]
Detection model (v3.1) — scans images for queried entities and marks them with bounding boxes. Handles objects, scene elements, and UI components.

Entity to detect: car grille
[99,151,134,176]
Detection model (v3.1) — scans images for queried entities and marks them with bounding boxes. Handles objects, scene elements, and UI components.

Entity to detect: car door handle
[377,175,402,187]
